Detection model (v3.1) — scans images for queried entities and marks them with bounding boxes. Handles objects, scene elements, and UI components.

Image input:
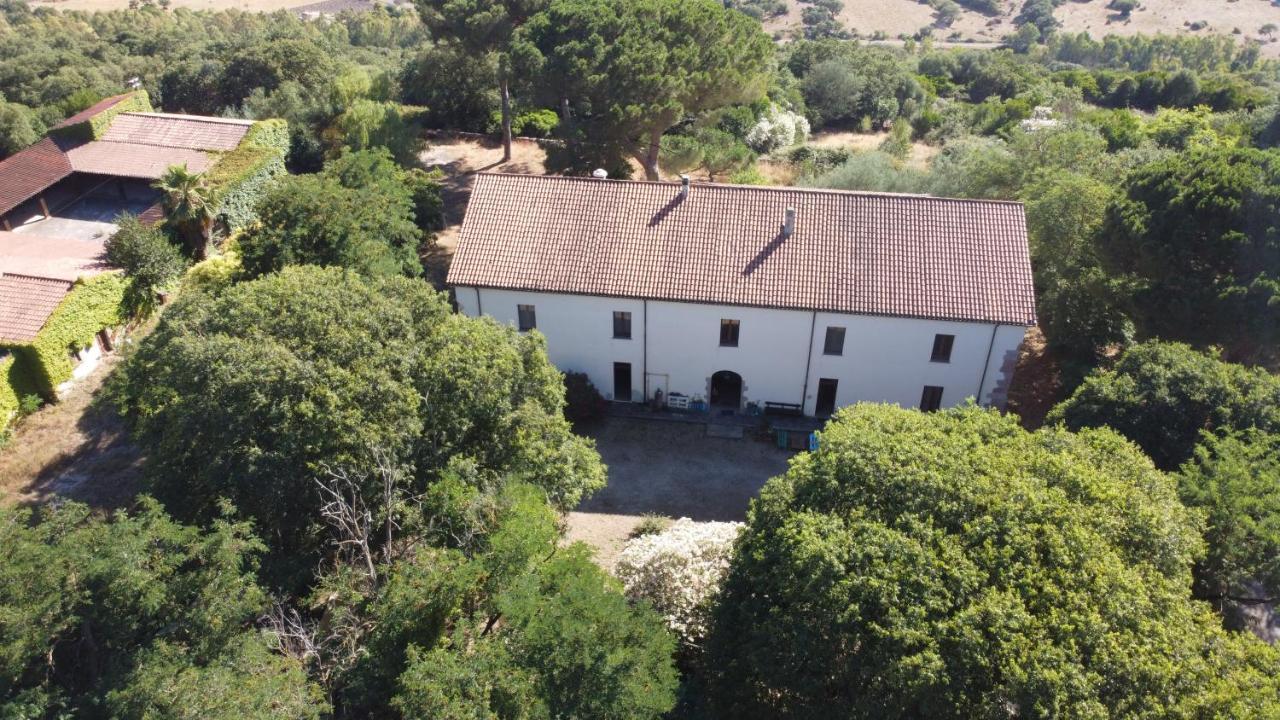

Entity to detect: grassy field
[28,0,1280,57]
[766,0,1280,56]
[30,0,309,10]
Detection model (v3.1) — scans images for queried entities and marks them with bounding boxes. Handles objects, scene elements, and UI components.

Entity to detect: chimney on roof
[592,168,609,179]
[679,174,690,198]
[783,207,796,238]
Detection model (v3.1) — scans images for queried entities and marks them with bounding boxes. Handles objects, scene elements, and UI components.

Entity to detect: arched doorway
[710,370,743,410]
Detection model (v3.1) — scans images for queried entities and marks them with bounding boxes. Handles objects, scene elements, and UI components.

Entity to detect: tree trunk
[633,130,661,181]
[499,75,513,163]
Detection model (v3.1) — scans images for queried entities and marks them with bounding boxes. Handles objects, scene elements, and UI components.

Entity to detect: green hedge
[208,118,289,231]
[2,274,127,399]
[0,354,18,429]
[47,90,153,143]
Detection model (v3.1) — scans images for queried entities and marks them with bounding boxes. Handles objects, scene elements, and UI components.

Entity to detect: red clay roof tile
[0,138,76,216]
[65,141,212,179]
[448,174,1037,326]
[102,113,252,151]
[0,274,73,343]
[50,93,134,130]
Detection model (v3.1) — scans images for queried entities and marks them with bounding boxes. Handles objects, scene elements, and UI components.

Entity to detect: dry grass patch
[0,351,142,510]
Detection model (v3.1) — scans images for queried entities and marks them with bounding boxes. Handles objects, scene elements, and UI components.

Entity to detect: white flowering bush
[615,518,743,648]
[744,104,811,154]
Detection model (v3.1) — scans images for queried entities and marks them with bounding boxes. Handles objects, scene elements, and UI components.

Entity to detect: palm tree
[153,164,215,260]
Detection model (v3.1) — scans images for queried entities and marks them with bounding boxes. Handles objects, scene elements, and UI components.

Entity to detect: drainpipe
[642,299,649,401]
[977,324,999,406]
[800,311,816,413]
[475,287,483,316]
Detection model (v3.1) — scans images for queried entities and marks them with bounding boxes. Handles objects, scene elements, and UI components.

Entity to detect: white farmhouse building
[448,173,1036,417]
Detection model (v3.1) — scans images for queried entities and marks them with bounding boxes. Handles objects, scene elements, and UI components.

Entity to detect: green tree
[660,128,756,182]
[373,541,680,720]
[111,266,604,586]
[1179,431,1280,612]
[238,151,424,279]
[704,404,1280,719]
[0,499,325,718]
[414,0,551,163]
[107,636,328,720]
[1100,145,1280,361]
[327,99,423,166]
[1020,171,1130,374]
[104,214,189,317]
[154,164,216,261]
[1047,341,1280,470]
[0,100,41,158]
[514,0,773,179]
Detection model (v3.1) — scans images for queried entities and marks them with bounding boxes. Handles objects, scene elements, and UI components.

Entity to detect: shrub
[563,371,607,425]
[17,394,41,416]
[104,214,188,317]
[630,513,672,538]
[744,103,811,153]
[616,518,742,649]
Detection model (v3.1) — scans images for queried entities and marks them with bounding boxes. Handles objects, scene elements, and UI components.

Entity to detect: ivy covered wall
[47,90,154,143]
[209,118,289,231]
[1,273,127,401]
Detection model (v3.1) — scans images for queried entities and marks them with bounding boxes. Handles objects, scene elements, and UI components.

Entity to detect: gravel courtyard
[565,417,795,567]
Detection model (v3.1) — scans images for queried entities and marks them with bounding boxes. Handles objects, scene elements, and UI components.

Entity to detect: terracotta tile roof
[102,113,252,151]
[50,93,134,130]
[0,138,76,215]
[65,141,212,179]
[0,274,73,344]
[449,174,1037,326]
[0,230,111,282]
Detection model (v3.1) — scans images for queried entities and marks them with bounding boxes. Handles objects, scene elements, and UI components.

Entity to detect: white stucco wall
[645,300,813,409]
[460,287,646,401]
[455,286,1026,413]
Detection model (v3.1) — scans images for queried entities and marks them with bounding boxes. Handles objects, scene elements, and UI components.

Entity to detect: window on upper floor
[823,326,846,356]
[920,385,944,412]
[931,333,955,363]
[613,311,632,339]
[720,319,740,347]
[517,304,536,331]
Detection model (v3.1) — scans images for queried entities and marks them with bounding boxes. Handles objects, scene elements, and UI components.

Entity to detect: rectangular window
[517,304,536,331]
[613,311,632,339]
[930,333,955,363]
[823,326,846,356]
[719,319,740,347]
[920,385,944,412]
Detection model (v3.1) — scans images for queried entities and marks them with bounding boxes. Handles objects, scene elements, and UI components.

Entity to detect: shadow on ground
[577,417,793,522]
[0,353,142,510]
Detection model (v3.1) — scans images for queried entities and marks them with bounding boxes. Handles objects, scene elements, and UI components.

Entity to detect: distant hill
[763,0,1280,57]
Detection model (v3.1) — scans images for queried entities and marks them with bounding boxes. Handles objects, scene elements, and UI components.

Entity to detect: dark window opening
[816,378,838,416]
[931,334,955,363]
[920,385,944,412]
[823,326,846,356]
[517,304,536,331]
[613,311,632,339]
[720,319,740,347]
[614,362,632,402]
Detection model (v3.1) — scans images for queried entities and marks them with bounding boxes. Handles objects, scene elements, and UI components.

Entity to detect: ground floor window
[920,385,944,412]
[517,304,536,331]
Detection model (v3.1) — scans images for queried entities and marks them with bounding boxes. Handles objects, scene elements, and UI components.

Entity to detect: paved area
[566,417,794,567]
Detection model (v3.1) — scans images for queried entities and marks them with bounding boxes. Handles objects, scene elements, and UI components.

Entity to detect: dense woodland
[2,0,1280,717]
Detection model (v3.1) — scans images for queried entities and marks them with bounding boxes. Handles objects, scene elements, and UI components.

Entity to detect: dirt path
[0,352,142,510]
